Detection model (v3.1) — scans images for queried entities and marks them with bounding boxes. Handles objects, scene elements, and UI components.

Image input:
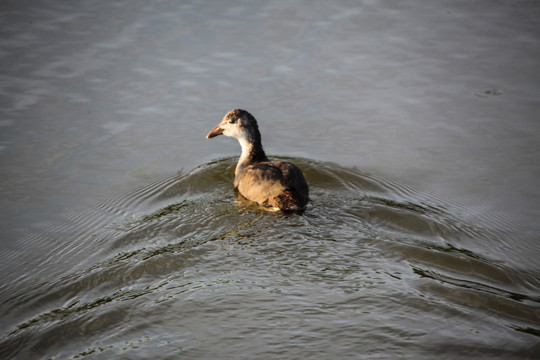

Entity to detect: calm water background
[1,0,539,359]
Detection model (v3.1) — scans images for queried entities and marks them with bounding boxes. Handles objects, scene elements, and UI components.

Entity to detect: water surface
[1,0,539,359]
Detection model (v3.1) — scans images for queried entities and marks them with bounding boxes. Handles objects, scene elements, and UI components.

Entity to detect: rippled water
[2,158,539,359]
[1,0,540,359]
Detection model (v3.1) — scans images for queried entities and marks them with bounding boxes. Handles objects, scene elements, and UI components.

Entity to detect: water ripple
[1,158,538,359]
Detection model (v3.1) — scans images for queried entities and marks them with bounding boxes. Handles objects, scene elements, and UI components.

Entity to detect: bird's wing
[272,161,309,197]
[236,163,286,204]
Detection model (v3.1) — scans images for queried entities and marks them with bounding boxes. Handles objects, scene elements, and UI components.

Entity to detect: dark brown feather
[236,161,308,211]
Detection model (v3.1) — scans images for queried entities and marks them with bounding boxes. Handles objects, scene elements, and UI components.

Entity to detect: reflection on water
[1,158,538,359]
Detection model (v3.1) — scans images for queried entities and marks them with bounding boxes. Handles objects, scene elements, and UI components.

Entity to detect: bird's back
[235,161,309,211]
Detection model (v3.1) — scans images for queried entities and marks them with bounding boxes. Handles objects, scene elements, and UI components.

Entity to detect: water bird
[206,109,309,212]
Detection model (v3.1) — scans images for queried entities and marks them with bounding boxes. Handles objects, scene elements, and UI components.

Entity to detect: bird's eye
[228,118,236,124]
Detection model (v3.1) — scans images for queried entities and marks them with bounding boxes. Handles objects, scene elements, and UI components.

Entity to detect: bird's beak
[206,124,224,139]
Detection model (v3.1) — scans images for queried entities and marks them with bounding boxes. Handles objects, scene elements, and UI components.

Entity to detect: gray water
[1,0,539,359]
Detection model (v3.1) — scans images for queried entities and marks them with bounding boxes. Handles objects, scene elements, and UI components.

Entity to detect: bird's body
[206,109,309,211]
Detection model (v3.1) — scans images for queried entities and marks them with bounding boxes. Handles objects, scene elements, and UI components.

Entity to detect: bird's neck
[236,136,268,176]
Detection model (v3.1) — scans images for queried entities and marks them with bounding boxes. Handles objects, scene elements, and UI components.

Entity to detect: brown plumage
[206,109,309,211]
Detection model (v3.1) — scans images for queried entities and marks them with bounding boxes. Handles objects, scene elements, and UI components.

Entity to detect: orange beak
[206,125,224,139]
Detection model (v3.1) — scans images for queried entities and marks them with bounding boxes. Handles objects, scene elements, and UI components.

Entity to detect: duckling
[206,109,309,211]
